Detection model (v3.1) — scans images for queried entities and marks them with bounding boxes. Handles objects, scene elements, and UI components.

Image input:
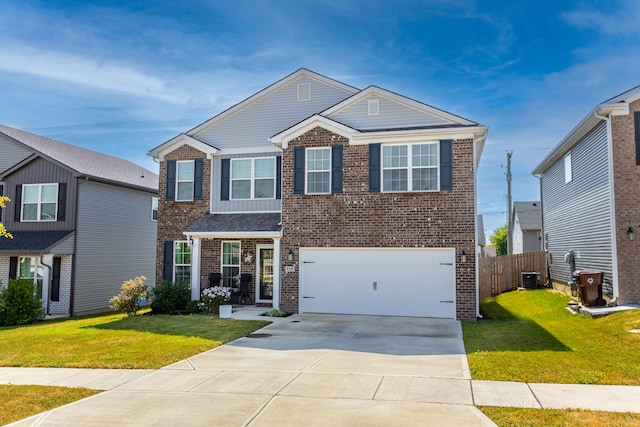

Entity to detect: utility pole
[506,151,513,255]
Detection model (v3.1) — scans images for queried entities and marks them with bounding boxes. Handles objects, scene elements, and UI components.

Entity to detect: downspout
[39,251,52,316]
[474,134,486,320]
[69,177,87,316]
[594,111,619,305]
[533,173,550,287]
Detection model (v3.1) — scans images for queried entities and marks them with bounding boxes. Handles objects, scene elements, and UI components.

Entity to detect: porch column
[190,237,201,301]
[272,237,281,310]
[41,254,53,314]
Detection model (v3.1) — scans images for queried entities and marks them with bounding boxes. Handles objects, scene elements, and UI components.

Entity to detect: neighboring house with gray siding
[0,125,158,315]
[533,85,640,305]
[148,69,488,320]
[511,201,542,254]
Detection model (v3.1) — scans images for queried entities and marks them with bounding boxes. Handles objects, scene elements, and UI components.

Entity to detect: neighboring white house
[512,201,542,254]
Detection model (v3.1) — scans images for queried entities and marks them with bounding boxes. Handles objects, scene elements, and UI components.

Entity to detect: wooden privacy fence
[478,251,547,301]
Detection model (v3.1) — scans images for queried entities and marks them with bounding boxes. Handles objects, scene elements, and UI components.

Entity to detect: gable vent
[368,99,379,116]
[298,83,311,101]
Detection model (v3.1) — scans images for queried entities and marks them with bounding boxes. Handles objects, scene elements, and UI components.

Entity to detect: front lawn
[0,385,98,426]
[463,289,640,384]
[480,406,640,427]
[0,311,270,368]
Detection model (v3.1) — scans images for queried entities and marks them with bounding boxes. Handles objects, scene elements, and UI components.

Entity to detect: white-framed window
[306,147,331,194]
[151,197,158,221]
[22,183,58,221]
[222,241,241,289]
[382,143,439,192]
[231,157,276,200]
[18,256,44,298]
[176,161,195,201]
[173,241,191,285]
[564,152,572,183]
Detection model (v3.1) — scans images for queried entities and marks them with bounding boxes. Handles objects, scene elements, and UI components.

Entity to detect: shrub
[0,278,44,326]
[109,276,147,317]
[150,280,190,314]
[265,308,287,317]
[199,286,231,315]
[185,299,202,314]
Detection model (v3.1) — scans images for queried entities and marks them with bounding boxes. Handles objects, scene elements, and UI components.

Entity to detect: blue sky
[1,0,639,236]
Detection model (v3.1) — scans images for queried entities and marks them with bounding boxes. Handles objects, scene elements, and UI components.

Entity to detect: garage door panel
[300,248,456,319]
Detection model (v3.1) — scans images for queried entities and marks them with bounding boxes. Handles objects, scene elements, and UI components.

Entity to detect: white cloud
[0,43,190,103]
[562,0,640,36]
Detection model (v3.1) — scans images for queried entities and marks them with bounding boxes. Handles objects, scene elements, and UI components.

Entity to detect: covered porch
[185,213,282,310]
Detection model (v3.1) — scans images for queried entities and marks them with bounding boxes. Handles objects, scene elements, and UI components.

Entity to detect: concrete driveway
[11,314,495,426]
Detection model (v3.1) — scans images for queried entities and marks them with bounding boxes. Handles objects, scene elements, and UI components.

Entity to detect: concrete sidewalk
[3,313,640,426]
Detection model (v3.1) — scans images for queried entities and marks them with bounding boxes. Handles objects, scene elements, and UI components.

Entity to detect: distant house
[532,85,640,304]
[511,201,542,254]
[0,125,158,316]
[477,214,495,257]
[148,69,489,320]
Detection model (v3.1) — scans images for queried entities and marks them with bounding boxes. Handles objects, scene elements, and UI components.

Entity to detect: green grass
[0,384,98,426]
[480,406,640,427]
[463,289,640,384]
[0,311,271,368]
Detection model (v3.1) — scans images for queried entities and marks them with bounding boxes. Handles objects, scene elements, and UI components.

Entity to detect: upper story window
[22,183,58,221]
[382,143,439,192]
[151,197,158,221]
[176,161,194,201]
[306,147,331,194]
[564,152,572,183]
[231,157,276,200]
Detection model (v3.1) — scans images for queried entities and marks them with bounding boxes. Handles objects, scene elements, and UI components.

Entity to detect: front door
[256,246,274,302]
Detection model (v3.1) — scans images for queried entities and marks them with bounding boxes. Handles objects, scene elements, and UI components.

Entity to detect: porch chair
[232,273,252,305]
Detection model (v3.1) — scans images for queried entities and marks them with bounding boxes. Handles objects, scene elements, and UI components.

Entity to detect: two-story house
[0,125,158,316]
[511,201,542,254]
[148,69,488,320]
[533,85,640,305]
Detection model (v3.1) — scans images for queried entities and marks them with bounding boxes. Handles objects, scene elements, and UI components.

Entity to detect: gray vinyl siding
[0,133,32,173]
[328,95,452,130]
[211,153,282,213]
[50,232,75,254]
[2,157,76,231]
[194,76,353,150]
[74,180,157,313]
[541,120,614,293]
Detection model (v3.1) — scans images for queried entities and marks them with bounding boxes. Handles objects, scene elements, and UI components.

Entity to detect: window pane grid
[222,242,241,289]
[230,157,276,200]
[306,148,331,194]
[176,161,194,201]
[382,143,438,192]
[174,242,191,285]
[22,184,58,221]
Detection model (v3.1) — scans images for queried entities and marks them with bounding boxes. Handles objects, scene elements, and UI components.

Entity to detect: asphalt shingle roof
[0,125,158,192]
[514,201,541,231]
[0,230,73,253]
[187,213,281,233]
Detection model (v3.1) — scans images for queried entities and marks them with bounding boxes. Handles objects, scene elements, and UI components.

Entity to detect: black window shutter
[440,140,453,191]
[9,256,18,279]
[166,160,176,201]
[51,257,61,302]
[57,183,67,221]
[331,145,343,194]
[194,158,203,200]
[276,156,282,199]
[163,241,174,281]
[0,184,3,221]
[368,144,381,192]
[293,147,305,194]
[220,159,230,201]
[635,112,640,165]
[14,185,22,222]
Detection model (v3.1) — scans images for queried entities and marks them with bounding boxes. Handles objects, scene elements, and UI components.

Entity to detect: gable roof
[513,201,541,231]
[147,68,359,158]
[0,125,158,192]
[533,85,640,174]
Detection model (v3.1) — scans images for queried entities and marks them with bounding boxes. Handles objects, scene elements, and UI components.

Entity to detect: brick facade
[280,127,477,320]
[155,145,211,285]
[611,98,640,303]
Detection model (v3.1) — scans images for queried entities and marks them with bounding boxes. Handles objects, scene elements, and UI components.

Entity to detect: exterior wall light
[461,250,467,263]
[288,250,294,261]
[628,227,635,241]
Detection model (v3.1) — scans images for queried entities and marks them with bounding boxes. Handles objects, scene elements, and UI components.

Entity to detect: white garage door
[299,247,456,319]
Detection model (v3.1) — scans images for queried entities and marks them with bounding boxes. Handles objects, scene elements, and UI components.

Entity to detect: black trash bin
[573,270,605,307]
